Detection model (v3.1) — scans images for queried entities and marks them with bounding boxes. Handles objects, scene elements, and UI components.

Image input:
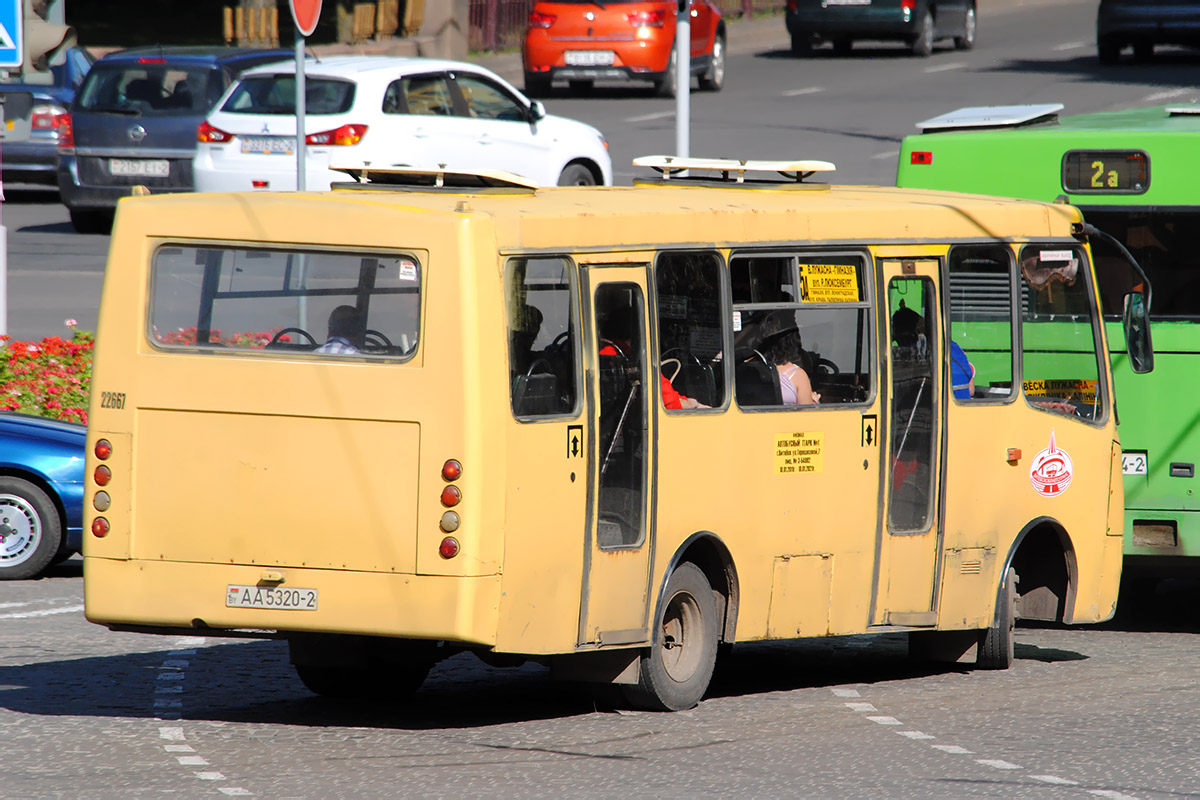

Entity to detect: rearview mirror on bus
[1123,291,1153,374]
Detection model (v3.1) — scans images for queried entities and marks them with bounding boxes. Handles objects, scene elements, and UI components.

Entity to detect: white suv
[194,55,613,191]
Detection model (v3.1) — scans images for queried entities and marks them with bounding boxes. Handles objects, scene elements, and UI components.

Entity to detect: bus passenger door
[878,259,944,625]
[579,270,655,646]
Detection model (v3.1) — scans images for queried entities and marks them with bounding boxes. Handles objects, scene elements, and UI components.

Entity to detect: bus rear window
[149,246,421,359]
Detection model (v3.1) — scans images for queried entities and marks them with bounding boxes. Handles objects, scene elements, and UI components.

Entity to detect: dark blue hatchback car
[58,46,291,234]
[0,412,86,580]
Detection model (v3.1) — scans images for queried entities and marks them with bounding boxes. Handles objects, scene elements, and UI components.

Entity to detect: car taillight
[529,10,556,27]
[56,112,73,151]
[31,103,67,132]
[901,0,916,11]
[627,9,666,27]
[787,0,797,10]
[911,151,934,165]
[198,120,234,143]
[306,124,367,146]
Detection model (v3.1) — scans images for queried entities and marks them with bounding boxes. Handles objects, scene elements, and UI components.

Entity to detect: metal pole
[675,3,690,158]
[295,35,306,191]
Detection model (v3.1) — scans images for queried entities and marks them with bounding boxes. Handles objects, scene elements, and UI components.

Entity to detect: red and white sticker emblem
[1030,429,1073,496]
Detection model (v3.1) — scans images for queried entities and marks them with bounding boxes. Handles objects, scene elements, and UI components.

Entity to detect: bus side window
[656,251,726,410]
[947,245,1015,400]
[506,257,579,418]
[1018,245,1105,421]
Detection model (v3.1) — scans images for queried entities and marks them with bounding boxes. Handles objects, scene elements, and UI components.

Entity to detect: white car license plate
[564,50,615,67]
[241,136,296,155]
[109,158,170,177]
[1122,452,1148,475]
[226,584,317,610]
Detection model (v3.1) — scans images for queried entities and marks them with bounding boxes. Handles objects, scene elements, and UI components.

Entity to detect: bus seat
[735,360,782,406]
[513,373,559,416]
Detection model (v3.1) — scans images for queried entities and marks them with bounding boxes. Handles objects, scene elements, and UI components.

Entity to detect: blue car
[0,413,86,580]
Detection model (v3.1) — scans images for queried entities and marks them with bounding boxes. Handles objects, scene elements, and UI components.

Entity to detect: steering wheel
[364,328,393,349]
[267,327,316,347]
[548,331,571,351]
[815,356,840,375]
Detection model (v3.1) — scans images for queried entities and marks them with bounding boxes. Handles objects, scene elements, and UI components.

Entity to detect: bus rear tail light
[442,459,462,481]
[94,439,112,460]
[94,465,112,486]
[441,485,461,507]
[911,151,934,165]
[439,536,460,559]
[91,517,110,538]
[306,124,367,146]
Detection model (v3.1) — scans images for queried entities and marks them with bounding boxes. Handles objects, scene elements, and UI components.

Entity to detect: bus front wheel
[624,562,719,711]
[977,567,1017,669]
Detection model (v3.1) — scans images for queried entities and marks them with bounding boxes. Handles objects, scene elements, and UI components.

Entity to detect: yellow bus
[83,158,1140,711]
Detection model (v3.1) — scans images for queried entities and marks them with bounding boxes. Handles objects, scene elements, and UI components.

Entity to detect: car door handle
[413,127,429,138]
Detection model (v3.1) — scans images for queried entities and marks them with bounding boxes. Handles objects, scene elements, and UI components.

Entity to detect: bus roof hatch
[916,103,1065,133]
[633,155,836,184]
[330,165,539,191]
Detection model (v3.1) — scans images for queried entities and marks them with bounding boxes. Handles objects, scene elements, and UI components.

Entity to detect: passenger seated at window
[509,303,543,376]
[315,305,365,354]
[599,306,707,410]
[759,310,820,405]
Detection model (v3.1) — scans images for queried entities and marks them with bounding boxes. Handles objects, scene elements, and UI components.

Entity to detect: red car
[523,0,726,97]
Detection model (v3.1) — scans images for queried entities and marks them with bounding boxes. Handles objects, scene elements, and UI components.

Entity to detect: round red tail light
[441,459,462,481]
[439,536,460,559]
[94,465,112,486]
[441,485,461,507]
[91,517,110,538]
[94,439,112,460]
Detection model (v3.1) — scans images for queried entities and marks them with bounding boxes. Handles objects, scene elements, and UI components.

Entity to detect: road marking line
[932,744,973,754]
[866,715,903,726]
[625,110,674,123]
[0,604,84,619]
[162,659,190,668]
[158,672,185,681]
[1032,775,1079,785]
[1089,791,1139,800]
[173,636,209,648]
[783,86,825,97]
[923,62,964,74]
[897,731,935,740]
[154,699,183,708]
[976,759,1022,770]
[160,727,185,741]
[218,789,253,796]
[1052,41,1085,51]
[872,149,900,160]
[196,772,226,781]
[831,688,860,697]
[156,686,183,694]
[1144,88,1189,102]
[165,745,195,753]
[177,755,209,766]
[0,601,32,609]
[845,702,877,712]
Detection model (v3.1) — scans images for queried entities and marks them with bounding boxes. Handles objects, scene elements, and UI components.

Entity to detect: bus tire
[977,567,1017,669]
[624,562,719,711]
[0,477,61,581]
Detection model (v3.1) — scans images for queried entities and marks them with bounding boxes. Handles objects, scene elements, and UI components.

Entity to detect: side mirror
[528,100,546,123]
[1123,291,1154,374]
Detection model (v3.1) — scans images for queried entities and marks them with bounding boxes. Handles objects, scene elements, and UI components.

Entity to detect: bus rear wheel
[977,567,1017,669]
[295,660,431,700]
[624,562,719,711]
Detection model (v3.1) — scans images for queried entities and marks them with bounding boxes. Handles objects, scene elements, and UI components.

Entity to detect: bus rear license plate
[1122,452,1147,475]
[109,158,170,177]
[564,50,615,67]
[226,585,317,610]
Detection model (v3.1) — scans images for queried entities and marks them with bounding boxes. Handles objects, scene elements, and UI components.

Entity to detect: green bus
[896,102,1193,580]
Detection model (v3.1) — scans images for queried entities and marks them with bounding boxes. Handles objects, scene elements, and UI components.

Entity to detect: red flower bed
[0,324,93,425]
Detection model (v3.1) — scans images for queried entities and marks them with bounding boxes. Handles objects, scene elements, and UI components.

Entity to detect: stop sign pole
[289,0,321,191]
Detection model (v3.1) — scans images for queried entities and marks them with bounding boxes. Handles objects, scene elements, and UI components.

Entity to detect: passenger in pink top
[759,311,820,405]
